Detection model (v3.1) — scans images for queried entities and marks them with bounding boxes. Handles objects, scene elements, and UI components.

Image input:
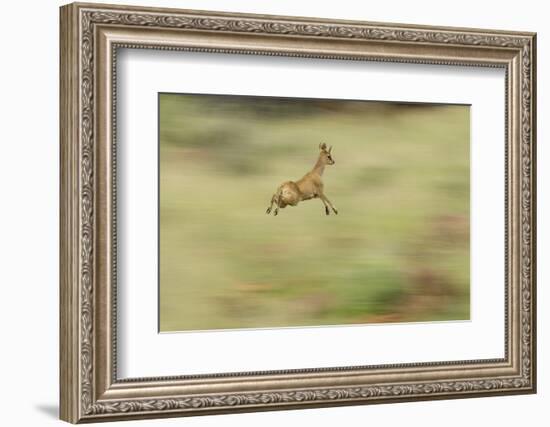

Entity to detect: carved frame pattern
[60,2,536,423]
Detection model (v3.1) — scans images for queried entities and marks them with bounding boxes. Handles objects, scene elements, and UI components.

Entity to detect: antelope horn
[329,145,333,154]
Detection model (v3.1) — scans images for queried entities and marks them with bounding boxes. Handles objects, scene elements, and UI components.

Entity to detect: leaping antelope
[266,143,338,216]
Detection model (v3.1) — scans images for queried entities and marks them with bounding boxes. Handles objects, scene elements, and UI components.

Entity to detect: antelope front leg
[319,197,331,215]
[320,194,338,215]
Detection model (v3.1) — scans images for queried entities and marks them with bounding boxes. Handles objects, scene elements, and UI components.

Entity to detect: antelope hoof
[274,209,279,216]
[266,207,271,214]
[325,206,330,215]
[333,208,338,215]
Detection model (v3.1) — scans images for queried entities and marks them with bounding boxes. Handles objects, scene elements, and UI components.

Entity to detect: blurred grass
[159,93,470,332]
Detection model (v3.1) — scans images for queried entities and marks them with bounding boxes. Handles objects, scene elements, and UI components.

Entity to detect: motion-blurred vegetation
[159,93,470,332]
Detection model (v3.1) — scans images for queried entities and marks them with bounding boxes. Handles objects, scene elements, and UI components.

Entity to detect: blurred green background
[159,93,470,332]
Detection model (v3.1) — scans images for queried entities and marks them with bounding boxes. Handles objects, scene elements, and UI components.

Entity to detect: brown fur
[266,143,338,216]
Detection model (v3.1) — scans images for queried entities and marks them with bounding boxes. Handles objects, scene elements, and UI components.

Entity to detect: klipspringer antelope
[266,143,338,216]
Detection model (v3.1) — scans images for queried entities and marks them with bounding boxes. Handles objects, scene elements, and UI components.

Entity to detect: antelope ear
[319,142,327,151]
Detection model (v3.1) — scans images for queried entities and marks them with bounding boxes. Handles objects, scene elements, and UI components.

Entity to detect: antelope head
[319,142,335,165]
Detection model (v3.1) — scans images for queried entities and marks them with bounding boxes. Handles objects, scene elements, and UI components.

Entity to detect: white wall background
[0,1,545,426]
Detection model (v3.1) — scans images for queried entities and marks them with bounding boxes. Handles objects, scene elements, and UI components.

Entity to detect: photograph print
[159,93,470,332]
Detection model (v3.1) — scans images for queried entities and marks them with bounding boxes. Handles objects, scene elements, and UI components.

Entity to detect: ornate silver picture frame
[60,2,536,423]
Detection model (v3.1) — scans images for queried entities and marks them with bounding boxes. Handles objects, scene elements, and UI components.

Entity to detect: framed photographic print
[59,2,537,423]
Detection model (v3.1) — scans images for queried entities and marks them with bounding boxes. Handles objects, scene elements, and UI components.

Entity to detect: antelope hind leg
[266,194,277,214]
[267,201,279,216]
